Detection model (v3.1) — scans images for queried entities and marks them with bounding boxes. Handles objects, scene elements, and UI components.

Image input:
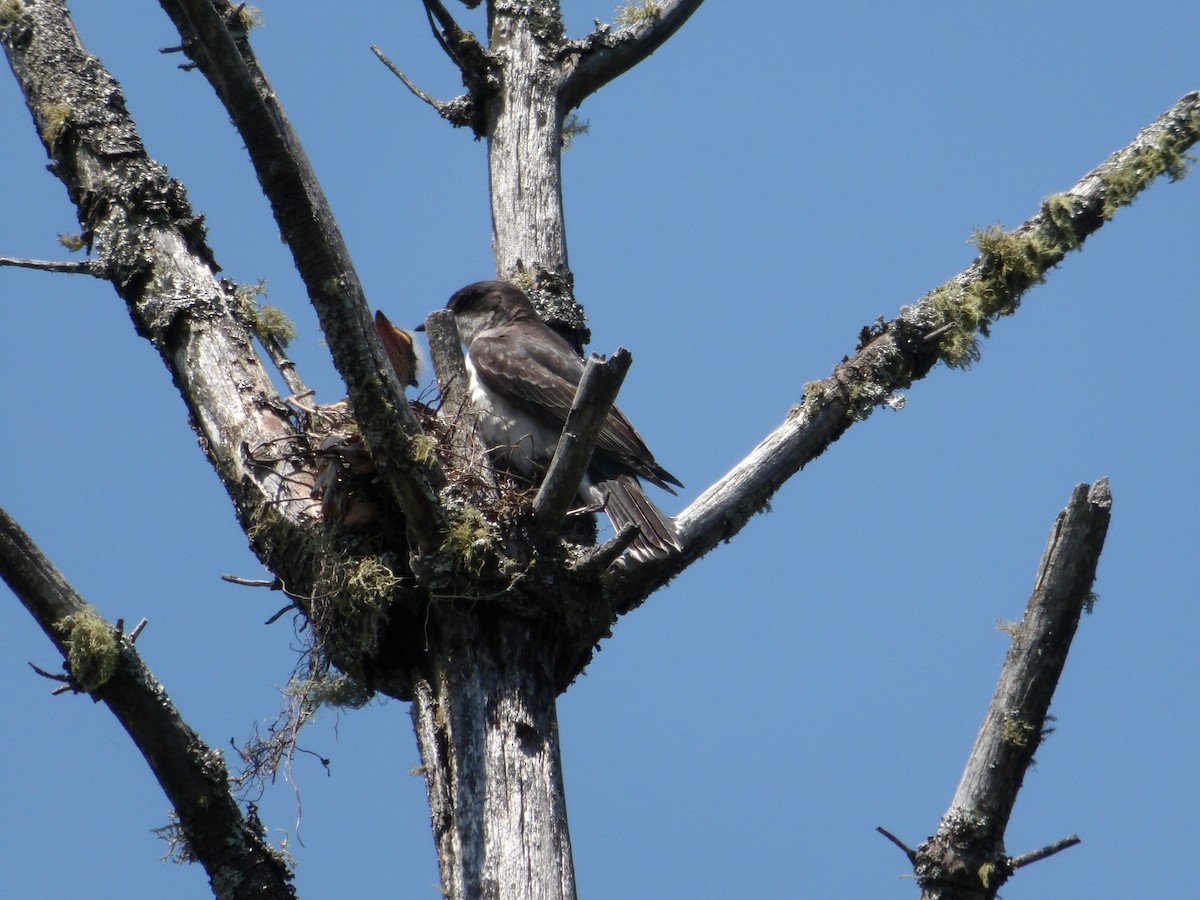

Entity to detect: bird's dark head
[446,280,537,344]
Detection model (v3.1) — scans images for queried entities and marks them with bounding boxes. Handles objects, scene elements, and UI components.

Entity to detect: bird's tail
[597,475,680,563]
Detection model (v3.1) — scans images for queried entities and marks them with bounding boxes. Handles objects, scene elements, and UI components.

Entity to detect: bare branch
[0,255,105,276]
[950,479,1112,823]
[606,93,1200,613]
[422,0,487,71]
[559,0,706,112]
[248,332,306,399]
[372,43,443,105]
[533,349,630,527]
[221,574,279,589]
[371,44,477,129]
[423,309,470,412]
[876,826,918,864]
[0,505,296,899]
[423,0,464,61]
[156,0,448,550]
[912,479,1111,899]
[1009,834,1082,870]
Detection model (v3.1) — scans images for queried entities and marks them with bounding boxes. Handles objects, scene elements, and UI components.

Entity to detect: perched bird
[374,309,420,388]
[440,280,683,562]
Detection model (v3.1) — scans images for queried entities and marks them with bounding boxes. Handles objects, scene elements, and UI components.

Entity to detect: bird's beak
[374,310,420,388]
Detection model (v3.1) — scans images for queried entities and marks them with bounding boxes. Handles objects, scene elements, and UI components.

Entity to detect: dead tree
[1,1,1197,897]
[879,480,1112,899]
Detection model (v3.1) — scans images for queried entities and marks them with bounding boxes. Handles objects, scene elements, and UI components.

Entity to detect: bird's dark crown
[447,280,537,318]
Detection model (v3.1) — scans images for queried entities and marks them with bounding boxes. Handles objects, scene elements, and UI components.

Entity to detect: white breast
[464,357,559,478]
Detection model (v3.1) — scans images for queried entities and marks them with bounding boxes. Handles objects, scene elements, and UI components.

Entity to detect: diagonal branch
[559,0,707,113]
[156,0,447,550]
[423,0,466,61]
[533,349,630,526]
[606,91,1200,612]
[422,0,489,78]
[908,479,1111,898]
[0,506,296,900]
[949,479,1112,834]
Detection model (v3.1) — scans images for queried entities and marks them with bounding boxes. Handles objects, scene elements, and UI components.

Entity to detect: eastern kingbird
[439,280,683,562]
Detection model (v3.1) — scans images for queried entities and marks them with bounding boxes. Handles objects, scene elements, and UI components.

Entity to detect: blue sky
[2,2,1197,898]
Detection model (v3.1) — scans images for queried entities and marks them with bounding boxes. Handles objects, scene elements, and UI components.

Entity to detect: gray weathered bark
[487,4,571,288]
[886,480,1113,899]
[410,615,575,900]
[156,0,448,551]
[606,93,1200,613]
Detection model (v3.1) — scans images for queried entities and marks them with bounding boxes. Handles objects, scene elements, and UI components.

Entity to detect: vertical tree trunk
[407,6,580,897]
[486,1,570,285]
[410,614,576,900]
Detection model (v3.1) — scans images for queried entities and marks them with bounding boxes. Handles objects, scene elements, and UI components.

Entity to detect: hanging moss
[1100,138,1195,219]
[55,607,121,692]
[615,1,662,26]
[972,226,1052,295]
[1040,193,1082,250]
[284,671,372,710]
[322,552,404,612]
[57,232,87,252]
[926,284,983,369]
[1001,715,1037,748]
[236,5,263,30]
[39,103,72,147]
[235,280,296,348]
[443,504,494,576]
[800,381,826,410]
[561,114,590,150]
[0,0,27,27]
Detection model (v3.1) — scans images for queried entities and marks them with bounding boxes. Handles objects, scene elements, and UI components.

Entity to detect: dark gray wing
[471,322,683,493]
